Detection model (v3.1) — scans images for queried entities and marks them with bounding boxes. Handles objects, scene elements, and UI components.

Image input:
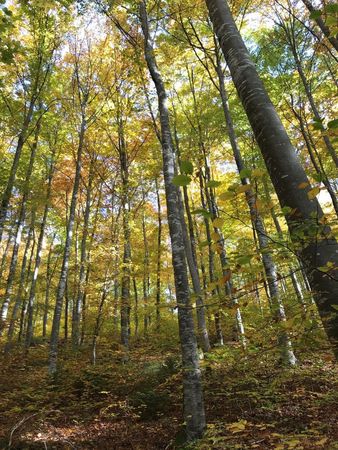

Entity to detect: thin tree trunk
[72,157,95,348]
[207,0,338,357]
[301,0,338,52]
[140,3,206,439]
[25,151,56,347]
[49,117,86,374]
[0,121,40,332]
[5,213,35,352]
[155,178,162,330]
[43,234,56,338]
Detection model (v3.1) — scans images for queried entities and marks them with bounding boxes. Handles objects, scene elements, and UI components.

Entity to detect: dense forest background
[0,0,337,448]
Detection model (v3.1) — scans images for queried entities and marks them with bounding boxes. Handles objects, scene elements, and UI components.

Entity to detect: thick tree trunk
[216,58,296,364]
[207,0,338,357]
[140,2,206,440]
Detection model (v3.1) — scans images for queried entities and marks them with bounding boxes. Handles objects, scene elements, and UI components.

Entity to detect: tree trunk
[49,117,85,374]
[207,0,338,357]
[155,178,162,330]
[301,0,338,52]
[0,122,40,333]
[25,153,56,347]
[215,54,295,364]
[5,212,35,352]
[72,157,95,348]
[140,2,206,440]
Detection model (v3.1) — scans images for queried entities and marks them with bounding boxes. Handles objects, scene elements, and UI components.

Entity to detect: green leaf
[180,160,193,175]
[191,208,212,219]
[172,174,191,187]
[206,180,222,188]
[326,16,337,27]
[309,10,322,20]
[328,119,338,129]
[237,255,252,265]
[326,4,338,14]
[239,168,251,179]
[312,118,325,131]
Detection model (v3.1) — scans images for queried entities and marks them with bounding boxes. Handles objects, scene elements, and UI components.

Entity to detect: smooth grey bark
[133,276,139,338]
[118,120,131,351]
[18,236,36,343]
[25,152,56,348]
[48,117,86,374]
[215,53,296,364]
[198,172,224,346]
[207,0,338,358]
[177,186,211,353]
[92,272,109,365]
[278,17,338,168]
[173,123,211,353]
[0,123,40,333]
[140,2,206,440]
[289,97,338,215]
[301,0,338,52]
[43,234,57,338]
[142,192,150,335]
[72,157,95,348]
[5,213,35,352]
[0,227,14,281]
[155,178,162,330]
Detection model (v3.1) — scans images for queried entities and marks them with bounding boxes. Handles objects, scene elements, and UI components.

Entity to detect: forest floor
[0,340,337,450]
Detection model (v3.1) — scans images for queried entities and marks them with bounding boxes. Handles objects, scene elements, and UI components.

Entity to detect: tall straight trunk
[18,236,36,342]
[173,127,211,352]
[207,0,338,357]
[142,193,150,335]
[215,54,295,364]
[91,272,109,365]
[5,212,35,351]
[0,227,14,281]
[0,122,40,332]
[49,117,86,374]
[43,234,56,338]
[301,0,338,52]
[72,157,95,347]
[140,2,206,440]
[281,20,338,168]
[118,121,131,351]
[155,178,162,330]
[199,172,223,346]
[25,153,56,347]
[80,185,103,345]
[0,102,36,244]
[289,101,338,215]
[133,277,139,338]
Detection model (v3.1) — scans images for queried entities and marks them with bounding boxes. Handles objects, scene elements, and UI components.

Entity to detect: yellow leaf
[251,168,265,178]
[315,437,328,446]
[213,217,224,228]
[211,232,220,241]
[298,182,309,189]
[219,191,235,201]
[236,184,252,193]
[307,186,320,200]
